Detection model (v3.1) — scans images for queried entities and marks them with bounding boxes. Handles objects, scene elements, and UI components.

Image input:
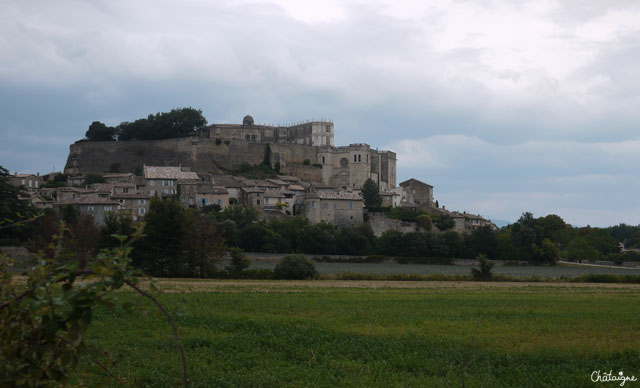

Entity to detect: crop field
[249,260,640,278]
[77,280,640,387]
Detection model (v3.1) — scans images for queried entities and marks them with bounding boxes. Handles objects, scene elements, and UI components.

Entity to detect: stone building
[304,191,364,228]
[398,178,433,209]
[316,144,397,192]
[201,115,334,147]
[10,173,42,193]
[143,165,199,197]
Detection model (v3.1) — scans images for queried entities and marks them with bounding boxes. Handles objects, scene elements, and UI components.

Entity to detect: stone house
[10,173,43,193]
[449,211,497,233]
[263,189,289,213]
[398,178,433,209]
[143,165,198,197]
[211,175,243,204]
[111,194,150,221]
[55,197,119,225]
[304,191,364,228]
[196,184,229,209]
[240,187,265,208]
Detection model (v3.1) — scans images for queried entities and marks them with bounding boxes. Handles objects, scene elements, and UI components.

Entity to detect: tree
[262,144,272,167]
[85,121,116,141]
[273,254,317,279]
[117,107,207,140]
[416,214,432,231]
[225,247,250,275]
[530,238,559,265]
[0,166,39,243]
[361,178,382,208]
[471,253,494,281]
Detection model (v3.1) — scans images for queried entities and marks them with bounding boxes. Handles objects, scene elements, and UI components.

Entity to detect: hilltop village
[11,115,495,235]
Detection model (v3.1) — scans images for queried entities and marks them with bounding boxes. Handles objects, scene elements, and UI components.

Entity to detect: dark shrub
[273,254,317,280]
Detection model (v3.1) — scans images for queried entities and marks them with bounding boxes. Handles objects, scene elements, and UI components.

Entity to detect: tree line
[84,107,207,141]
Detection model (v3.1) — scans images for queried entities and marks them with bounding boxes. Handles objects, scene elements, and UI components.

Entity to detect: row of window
[21,179,39,188]
[310,201,354,209]
[149,180,175,187]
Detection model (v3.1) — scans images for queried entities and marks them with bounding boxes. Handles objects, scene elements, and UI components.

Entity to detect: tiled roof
[197,184,228,194]
[144,166,198,180]
[211,175,243,188]
[263,189,286,198]
[111,194,151,199]
[288,184,305,191]
[241,187,265,194]
[56,197,119,205]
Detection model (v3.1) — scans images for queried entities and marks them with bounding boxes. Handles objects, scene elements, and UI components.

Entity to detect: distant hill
[491,219,512,228]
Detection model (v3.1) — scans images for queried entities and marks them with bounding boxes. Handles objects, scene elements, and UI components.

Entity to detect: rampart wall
[64,137,318,175]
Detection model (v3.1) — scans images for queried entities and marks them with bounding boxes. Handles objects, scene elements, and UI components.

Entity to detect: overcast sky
[1,0,639,226]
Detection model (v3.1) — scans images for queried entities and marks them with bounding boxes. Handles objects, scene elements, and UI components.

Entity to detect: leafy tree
[416,214,432,231]
[566,238,600,262]
[85,121,116,141]
[360,178,382,208]
[0,225,190,387]
[117,107,207,140]
[225,247,250,275]
[273,254,317,279]
[263,144,272,166]
[495,231,518,261]
[0,166,39,243]
[467,225,497,259]
[63,214,101,270]
[471,253,494,281]
[434,214,454,231]
[133,197,225,277]
[530,238,559,265]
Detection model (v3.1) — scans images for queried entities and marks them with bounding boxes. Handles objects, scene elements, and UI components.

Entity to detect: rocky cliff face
[64,137,318,175]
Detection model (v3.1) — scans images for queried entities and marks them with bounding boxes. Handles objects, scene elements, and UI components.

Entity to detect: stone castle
[65,115,397,191]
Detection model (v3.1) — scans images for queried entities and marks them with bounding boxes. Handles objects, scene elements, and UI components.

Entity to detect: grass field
[76,280,640,387]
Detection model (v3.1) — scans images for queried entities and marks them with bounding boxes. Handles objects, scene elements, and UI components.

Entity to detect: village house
[398,178,434,209]
[55,197,119,225]
[10,173,43,193]
[449,211,497,233]
[304,191,364,228]
[240,187,265,209]
[196,184,229,209]
[110,193,150,221]
[143,165,199,197]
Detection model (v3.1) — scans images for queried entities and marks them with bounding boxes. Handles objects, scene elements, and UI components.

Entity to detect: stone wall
[365,212,420,237]
[64,138,318,175]
[279,164,323,183]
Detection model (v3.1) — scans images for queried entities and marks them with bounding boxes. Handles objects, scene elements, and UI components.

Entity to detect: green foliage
[415,214,432,230]
[433,214,455,231]
[117,107,207,141]
[273,254,317,279]
[42,173,69,189]
[566,238,600,262]
[85,121,116,141]
[1,222,191,388]
[360,178,382,208]
[83,173,105,185]
[302,159,310,166]
[530,238,559,265]
[0,166,40,243]
[225,247,250,275]
[471,253,494,280]
[234,162,278,179]
[133,197,225,277]
[262,144,272,166]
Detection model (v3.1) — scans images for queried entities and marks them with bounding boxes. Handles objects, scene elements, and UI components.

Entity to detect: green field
[79,280,640,387]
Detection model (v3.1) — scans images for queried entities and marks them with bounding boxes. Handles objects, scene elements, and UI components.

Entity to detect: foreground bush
[273,254,317,280]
